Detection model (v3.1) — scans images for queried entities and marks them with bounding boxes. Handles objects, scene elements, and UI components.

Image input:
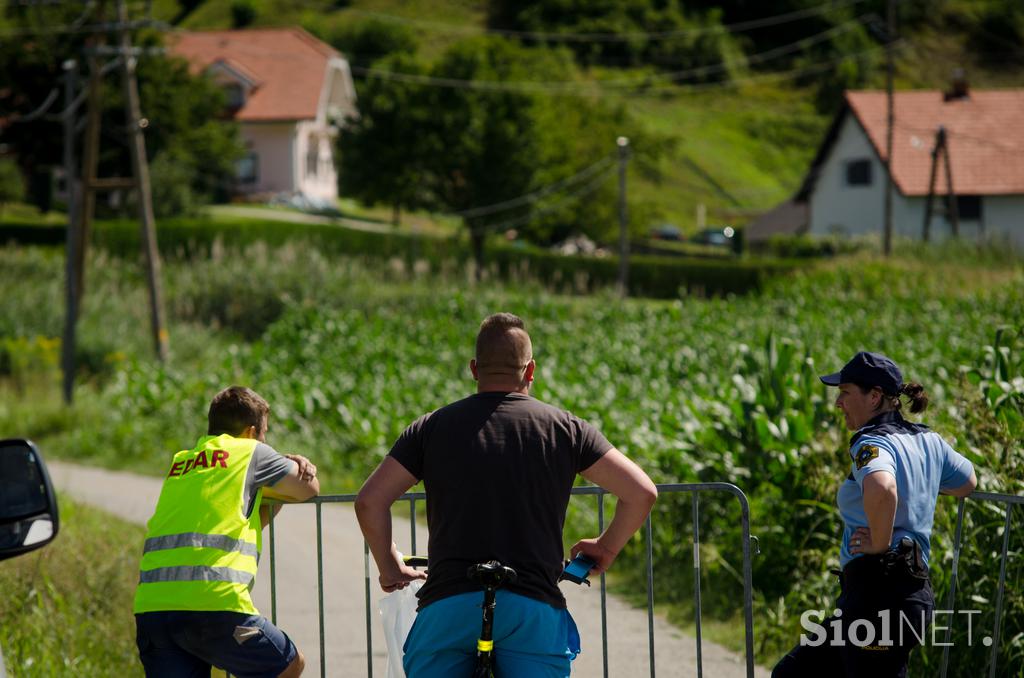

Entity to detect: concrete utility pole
[616,136,630,297]
[117,0,169,360]
[882,0,896,256]
[61,59,79,405]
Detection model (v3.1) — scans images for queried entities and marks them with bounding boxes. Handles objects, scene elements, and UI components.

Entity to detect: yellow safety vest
[133,434,264,615]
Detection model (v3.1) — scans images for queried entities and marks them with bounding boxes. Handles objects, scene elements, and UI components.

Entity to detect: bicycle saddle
[467,560,518,588]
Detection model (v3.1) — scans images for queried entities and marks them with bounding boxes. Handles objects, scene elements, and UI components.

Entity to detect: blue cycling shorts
[403,590,581,678]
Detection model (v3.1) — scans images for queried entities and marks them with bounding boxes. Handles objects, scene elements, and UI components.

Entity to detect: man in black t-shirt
[356,313,658,677]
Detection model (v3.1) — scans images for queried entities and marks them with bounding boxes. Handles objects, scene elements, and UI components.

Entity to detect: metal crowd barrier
[939,490,1023,678]
[264,482,759,678]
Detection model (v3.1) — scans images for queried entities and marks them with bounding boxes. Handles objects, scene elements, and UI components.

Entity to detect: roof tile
[846,89,1024,196]
[169,27,340,122]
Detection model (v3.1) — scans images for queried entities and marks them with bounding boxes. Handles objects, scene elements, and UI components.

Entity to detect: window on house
[236,152,258,184]
[845,159,872,186]
[223,83,245,109]
[951,195,982,220]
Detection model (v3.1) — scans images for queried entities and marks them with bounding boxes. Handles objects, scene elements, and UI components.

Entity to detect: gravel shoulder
[50,461,768,677]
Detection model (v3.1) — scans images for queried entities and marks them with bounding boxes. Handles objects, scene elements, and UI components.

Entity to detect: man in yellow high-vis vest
[134,386,319,678]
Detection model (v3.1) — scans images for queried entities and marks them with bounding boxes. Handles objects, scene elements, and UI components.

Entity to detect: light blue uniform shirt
[837,411,973,569]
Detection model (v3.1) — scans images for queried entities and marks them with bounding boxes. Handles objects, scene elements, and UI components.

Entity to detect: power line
[353,42,895,96]
[0,16,168,37]
[479,164,617,233]
[347,0,869,43]
[893,120,1024,154]
[457,154,615,218]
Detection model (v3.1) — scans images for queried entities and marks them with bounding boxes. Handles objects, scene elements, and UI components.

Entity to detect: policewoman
[772,352,977,677]
[134,386,319,678]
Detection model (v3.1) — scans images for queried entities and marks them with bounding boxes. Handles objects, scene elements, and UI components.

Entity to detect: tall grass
[0,497,144,677]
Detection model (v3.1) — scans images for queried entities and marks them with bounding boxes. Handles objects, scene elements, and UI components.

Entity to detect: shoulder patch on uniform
[855,444,879,470]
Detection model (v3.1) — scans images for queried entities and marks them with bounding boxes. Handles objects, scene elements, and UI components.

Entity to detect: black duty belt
[835,537,930,583]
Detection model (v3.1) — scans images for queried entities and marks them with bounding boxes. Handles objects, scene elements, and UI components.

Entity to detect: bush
[230,0,256,28]
[0,216,800,297]
[0,157,26,217]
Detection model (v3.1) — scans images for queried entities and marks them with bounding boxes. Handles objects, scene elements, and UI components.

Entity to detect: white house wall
[239,122,297,196]
[985,195,1024,248]
[809,115,888,238]
[809,114,1022,247]
[295,120,338,201]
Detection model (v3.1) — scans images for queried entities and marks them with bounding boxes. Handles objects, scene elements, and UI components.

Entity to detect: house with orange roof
[169,27,356,202]
[794,83,1024,247]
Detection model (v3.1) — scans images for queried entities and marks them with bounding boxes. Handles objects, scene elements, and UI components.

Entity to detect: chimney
[944,68,970,101]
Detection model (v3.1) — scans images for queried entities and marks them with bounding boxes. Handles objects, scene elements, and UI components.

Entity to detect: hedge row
[0,217,801,297]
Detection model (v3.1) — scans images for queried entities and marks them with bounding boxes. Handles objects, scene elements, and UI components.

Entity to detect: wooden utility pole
[616,136,630,297]
[61,59,80,405]
[922,127,942,243]
[76,50,103,308]
[942,135,959,237]
[922,125,959,241]
[117,0,168,360]
[60,0,169,403]
[882,0,896,256]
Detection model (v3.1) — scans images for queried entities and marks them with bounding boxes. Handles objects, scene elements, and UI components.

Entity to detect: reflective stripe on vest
[143,532,259,558]
[139,565,255,586]
[134,434,264,615]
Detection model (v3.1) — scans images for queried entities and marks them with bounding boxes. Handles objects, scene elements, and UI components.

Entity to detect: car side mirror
[0,439,59,561]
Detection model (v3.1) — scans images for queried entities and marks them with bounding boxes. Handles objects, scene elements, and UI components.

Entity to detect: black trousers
[772,553,935,678]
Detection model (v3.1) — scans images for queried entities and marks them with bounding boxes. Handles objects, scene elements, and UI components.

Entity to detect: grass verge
[0,495,144,677]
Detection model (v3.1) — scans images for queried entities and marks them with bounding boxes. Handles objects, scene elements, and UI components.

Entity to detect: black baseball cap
[819,351,903,395]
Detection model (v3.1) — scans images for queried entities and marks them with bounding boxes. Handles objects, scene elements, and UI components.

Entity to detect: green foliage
[0,215,798,297]
[319,17,418,66]
[338,53,434,223]
[149,149,201,218]
[0,497,144,676]
[230,0,257,28]
[753,234,865,259]
[0,240,1022,667]
[339,35,666,253]
[487,0,747,78]
[135,53,244,207]
[0,7,241,215]
[0,157,26,216]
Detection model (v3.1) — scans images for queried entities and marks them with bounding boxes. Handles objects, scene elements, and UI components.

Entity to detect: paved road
[50,461,768,678]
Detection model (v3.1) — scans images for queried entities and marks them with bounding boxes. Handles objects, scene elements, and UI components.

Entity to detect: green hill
[147,0,1024,232]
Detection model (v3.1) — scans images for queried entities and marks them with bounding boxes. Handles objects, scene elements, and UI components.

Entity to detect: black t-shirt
[388,392,611,609]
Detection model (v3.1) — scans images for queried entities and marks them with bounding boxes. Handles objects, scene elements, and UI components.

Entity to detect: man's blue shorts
[403,590,581,678]
[135,611,297,678]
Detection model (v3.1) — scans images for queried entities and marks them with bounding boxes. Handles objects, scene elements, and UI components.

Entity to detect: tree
[338,56,432,227]
[486,0,746,79]
[0,158,25,219]
[321,18,418,69]
[339,36,668,266]
[418,38,550,271]
[417,38,667,262]
[0,5,242,217]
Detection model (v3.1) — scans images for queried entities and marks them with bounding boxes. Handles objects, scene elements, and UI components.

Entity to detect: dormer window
[224,82,245,109]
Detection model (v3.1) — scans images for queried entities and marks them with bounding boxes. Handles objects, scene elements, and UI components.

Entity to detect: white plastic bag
[379,580,422,678]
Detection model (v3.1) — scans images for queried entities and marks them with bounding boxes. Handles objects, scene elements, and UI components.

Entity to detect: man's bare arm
[263,457,320,503]
[572,448,658,574]
[355,457,427,592]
